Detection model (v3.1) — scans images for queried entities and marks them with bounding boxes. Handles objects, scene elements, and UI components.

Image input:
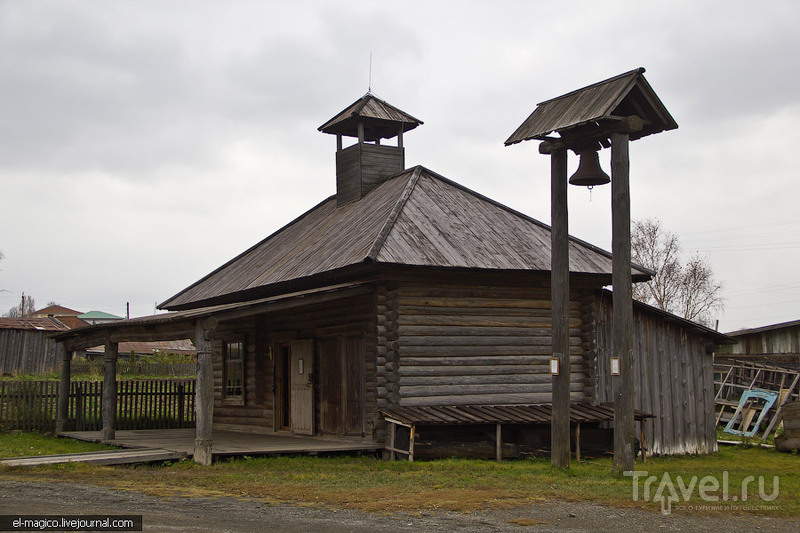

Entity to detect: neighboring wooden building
[54,78,731,461]
[0,317,70,374]
[717,320,800,370]
[33,305,88,329]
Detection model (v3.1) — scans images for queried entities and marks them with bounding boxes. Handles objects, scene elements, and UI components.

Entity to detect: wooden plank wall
[336,145,362,205]
[393,283,590,407]
[733,324,800,356]
[336,143,404,205]
[593,292,717,455]
[0,330,61,375]
[360,144,403,195]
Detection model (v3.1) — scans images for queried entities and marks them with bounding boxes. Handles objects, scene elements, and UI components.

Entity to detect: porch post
[194,318,217,465]
[100,339,118,441]
[56,344,72,433]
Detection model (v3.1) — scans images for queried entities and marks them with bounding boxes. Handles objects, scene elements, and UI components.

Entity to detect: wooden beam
[389,421,396,460]
[194,317,217,465]
[611,132,635,473]
[55,346,72,433]
[100,340,118,441]
[496,423,503,462]
[408,424,416,462]
[550,147,571,468]
[538,116,644,155]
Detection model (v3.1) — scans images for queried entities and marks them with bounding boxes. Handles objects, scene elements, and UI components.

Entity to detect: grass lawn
[1,431,798,516]
[0,431,118,458]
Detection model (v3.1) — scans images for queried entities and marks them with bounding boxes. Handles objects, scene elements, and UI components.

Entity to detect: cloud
[1,0,798,328]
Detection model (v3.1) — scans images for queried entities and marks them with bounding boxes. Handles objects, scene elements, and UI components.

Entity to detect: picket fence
[0,379,196,433]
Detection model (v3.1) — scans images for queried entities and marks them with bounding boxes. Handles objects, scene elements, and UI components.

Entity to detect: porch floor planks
[59,428,382,458]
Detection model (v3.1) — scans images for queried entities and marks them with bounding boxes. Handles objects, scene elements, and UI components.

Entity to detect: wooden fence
[0,379,196,433]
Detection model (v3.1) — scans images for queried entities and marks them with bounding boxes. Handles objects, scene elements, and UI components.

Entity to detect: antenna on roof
[368,51,373,94]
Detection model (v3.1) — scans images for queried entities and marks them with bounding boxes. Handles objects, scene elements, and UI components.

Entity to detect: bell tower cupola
[319,93,423,206]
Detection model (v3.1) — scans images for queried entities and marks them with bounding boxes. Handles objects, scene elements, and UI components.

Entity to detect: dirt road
[0,479,796,532]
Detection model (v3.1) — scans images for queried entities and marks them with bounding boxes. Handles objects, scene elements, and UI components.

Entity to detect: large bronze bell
[569,149,610,187]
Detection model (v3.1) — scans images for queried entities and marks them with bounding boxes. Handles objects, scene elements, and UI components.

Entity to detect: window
[224,339,245,403]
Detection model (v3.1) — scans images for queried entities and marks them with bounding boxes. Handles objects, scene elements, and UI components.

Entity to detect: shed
[0,317,70,374]
[55,85,728,461]
[717,319,800,370]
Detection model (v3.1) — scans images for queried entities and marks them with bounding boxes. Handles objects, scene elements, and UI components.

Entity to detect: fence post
[178,383,185,428]
[56,346,72,433]
[75,383,83,431]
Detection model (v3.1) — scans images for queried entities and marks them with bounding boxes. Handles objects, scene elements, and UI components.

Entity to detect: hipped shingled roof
[318,93,423,141]
[160,166,650,311]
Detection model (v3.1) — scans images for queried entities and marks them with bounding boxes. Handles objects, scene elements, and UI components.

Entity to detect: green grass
[0,431,117,458]
[2,431,798,516]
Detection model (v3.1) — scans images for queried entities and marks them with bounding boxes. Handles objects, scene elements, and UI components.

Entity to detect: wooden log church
[54,70,731,463]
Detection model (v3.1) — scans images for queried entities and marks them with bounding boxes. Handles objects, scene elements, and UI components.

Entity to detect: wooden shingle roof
[318,93,423,141]
[160,166,650,311]
[505,68,678,146]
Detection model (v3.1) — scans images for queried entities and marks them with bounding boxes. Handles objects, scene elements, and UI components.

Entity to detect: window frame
[222,336,246,405]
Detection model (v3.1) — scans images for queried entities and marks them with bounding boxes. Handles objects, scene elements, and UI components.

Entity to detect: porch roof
[53,282,369,351]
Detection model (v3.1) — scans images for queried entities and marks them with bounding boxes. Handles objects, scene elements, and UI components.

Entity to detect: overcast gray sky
[1,1,798,332]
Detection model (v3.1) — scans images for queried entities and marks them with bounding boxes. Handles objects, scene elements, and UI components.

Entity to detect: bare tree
[631,218,724,327]
[5,293,36,318]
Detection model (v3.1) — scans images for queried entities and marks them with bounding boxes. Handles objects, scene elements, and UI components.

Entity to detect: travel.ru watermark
[624,470,780,515]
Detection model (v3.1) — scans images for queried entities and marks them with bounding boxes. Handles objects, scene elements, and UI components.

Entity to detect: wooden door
[318,335,364,437]
[290,339,314,435]
[343,335,365,436]
[318,338,342,436]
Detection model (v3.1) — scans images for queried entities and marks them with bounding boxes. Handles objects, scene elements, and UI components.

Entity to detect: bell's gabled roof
[160,166,650,311]
[505,68,678,146]
[318,93,423,141]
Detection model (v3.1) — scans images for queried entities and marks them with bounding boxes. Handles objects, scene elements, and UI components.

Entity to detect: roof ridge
[536,67,645,106]
[365,167,423,261]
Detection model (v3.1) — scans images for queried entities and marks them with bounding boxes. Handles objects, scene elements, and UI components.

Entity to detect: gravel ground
[0,479,797,532]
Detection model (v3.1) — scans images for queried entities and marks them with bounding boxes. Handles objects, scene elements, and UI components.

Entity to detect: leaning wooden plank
[760,375,800,440]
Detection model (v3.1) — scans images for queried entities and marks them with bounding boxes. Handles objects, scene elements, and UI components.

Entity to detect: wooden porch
[61,428,382,458]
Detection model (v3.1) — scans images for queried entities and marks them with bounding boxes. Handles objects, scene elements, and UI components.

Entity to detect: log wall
[393,283,590,407]
[593,292,717,455]
[211,317,270,433]
[209,288,377,437]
